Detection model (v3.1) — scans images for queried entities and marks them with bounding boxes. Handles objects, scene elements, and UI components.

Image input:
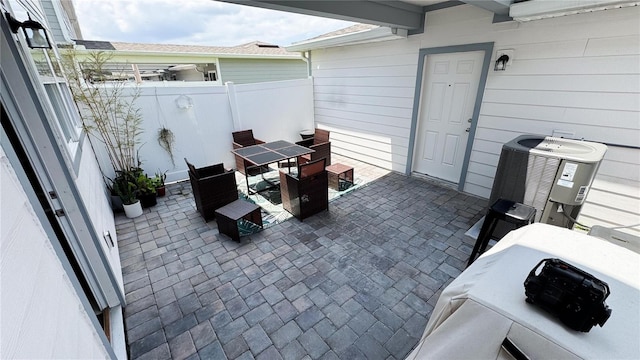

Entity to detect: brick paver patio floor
[116,155,487,359]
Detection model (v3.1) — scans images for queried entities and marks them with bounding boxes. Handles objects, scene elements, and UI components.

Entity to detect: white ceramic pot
[123,200,143,218]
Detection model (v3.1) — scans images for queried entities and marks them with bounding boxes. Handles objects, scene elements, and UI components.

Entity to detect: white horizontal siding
[330,128,408,172]
[314,92,414,108]
[581,170,640,237]
[314,75,416,88]
[219,58,307,84]
[596,147,640,181]
[74,138,124,293]
[315,85,416,98]
[478,112,639,146]
[1,149,109,359]
[487,74,638,92]
[313,39,420,171]
[482,90,640,113]
[311,4,640,230]
[72,137,127,359]
[495,54,640,75]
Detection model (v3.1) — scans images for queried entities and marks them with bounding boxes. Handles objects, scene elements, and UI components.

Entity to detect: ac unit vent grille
[524,154,559,221]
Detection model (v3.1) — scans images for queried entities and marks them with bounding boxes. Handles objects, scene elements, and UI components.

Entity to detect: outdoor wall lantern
[5,12,52,49]
[494,54,510,71]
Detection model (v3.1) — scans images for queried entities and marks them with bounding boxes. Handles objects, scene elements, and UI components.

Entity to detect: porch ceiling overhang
[217,0,426,29]
[509,0,640,21]
[219,0,639,51]
[216,0,639,31]
[216,1,516,30]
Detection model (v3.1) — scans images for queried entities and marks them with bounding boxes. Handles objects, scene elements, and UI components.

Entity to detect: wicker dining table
[231,140,314,194]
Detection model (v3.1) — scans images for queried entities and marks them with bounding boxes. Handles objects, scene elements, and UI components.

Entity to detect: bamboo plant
[60,50,144,200]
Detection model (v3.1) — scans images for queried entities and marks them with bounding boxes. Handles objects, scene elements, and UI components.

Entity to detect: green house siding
[219,58,307,84]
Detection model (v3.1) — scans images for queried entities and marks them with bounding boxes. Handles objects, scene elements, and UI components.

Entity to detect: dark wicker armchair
[185,158,238,221]
[232,130,269,176]
[296,128,331,166]
[280,158,328,221]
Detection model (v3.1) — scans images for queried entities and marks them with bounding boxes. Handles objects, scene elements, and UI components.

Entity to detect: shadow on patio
[116,155,487,360]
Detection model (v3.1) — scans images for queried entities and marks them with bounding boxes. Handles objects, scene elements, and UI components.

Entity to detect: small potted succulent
[153,171,167,197]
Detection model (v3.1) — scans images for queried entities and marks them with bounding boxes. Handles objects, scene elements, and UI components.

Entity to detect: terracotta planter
[123,200,143,218]
[156,186,166,197]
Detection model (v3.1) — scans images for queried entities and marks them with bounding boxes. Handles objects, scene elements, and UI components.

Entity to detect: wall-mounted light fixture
[5,12,52,49]
[494,55,509,71]
[494,49,514,71]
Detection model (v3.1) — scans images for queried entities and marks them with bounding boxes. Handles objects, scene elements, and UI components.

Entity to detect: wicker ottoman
[325,163,354,191]
[215,199,262,242]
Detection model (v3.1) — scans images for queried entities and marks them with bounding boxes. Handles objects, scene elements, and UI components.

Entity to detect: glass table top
[262,140,293,150]
[232,141,314,166]
[234,146,267,157]
[245,151,286,166]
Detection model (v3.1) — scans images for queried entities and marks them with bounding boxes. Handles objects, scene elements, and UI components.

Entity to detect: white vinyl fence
[90,78,315,183]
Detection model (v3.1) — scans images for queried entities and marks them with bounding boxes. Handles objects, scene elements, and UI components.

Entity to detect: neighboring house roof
[304,24,380,41]
[73,39,302,58]
[74,40,116,50]
[286,23,405,52]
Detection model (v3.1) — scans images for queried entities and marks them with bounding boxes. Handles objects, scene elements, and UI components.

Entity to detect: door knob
[467,118,472,123]
[465,128,470,132]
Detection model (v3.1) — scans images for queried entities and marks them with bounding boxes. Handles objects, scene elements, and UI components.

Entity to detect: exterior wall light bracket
[494,49,514,71]
[5,11,52,49]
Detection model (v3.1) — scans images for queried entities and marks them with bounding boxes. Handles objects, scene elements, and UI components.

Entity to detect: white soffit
[510,0,640,21]
[286,27,408,52]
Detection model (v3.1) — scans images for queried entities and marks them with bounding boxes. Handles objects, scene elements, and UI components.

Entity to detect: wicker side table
[325,163,354,191]
[215,199,262,242]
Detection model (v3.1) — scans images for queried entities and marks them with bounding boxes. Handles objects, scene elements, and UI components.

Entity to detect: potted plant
[107,182,124,212]
[136,173,157,208]
[112,177,142,218]
[153,171,167,197]
[109,167,139,212]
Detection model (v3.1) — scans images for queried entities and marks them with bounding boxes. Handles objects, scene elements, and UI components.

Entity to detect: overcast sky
[74,0,356,47]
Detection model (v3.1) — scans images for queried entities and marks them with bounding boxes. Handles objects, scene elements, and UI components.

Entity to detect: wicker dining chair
[185,158,238,221]
[296,128,331,166]
[280,158,328,221]
[232,129,269,176]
